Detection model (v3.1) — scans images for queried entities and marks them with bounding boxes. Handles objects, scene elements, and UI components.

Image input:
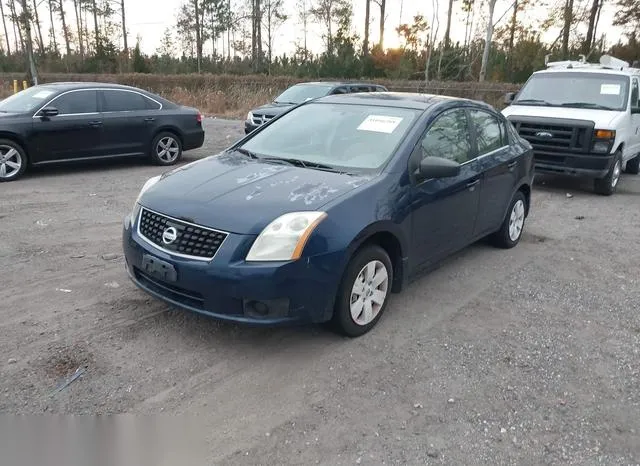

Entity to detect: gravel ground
[1,118,639,465]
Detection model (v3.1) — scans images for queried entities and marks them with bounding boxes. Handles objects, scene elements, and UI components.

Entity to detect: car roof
[314,92,491,111]
[533,67,639,77]
[37,82,146,92]
[294,81,386,87]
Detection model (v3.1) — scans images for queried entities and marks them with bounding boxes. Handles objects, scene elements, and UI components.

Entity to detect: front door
[30,89,102,163]
[469,109,520,236]
[98,89,159,157]
[409,108,483,268]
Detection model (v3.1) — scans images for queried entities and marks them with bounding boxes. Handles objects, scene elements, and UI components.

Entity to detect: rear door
[469,108,520,236]
[98,89,160,157]
[629,77,640,159]
[30,89,102,162]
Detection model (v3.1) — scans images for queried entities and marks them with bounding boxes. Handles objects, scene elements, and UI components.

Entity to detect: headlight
[247,111,253,121]
[133,175,161,212]
[246,211,327,262]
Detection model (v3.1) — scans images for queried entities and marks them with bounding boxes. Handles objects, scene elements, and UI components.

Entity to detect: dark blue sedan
[122,93,534,337]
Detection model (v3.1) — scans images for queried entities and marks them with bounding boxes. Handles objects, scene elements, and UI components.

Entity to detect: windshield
[514,72,630,111]
[273,84,334,104]
[0,86,57,113]
[240,102,421,172]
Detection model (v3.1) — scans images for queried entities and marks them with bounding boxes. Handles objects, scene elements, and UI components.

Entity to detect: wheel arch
[0,132,29,163]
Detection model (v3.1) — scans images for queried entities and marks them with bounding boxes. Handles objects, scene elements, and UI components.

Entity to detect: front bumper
[533,151,614,178]
[122,212,343,326]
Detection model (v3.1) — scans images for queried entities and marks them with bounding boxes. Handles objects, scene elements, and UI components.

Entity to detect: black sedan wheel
[151,132,182,165]
[0,139,27,182]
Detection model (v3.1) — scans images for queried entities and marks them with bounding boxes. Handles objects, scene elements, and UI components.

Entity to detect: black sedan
[0,82,205,181]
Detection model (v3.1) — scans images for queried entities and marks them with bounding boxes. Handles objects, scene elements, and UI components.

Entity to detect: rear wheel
[332,245,393,337]
[150,132,182,166]
[625,154,640,175]
[491,191,527,249]
[0,139,28,182]
[594,151,622,195]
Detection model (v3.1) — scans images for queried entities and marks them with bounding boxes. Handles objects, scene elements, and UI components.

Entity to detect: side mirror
[504,92,517,104]
[418,156,461,180]
[40,107,59,118]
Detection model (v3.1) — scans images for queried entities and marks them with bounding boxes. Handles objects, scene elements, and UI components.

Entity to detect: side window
[50,90,98,114]
[102,90,151,112]
[420,109,472,164]
[469,110,504,155]
[330,87,348,95]
[631,78,639,108]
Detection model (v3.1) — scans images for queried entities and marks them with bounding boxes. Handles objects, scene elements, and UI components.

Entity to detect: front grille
[137,207,228,260]
[251,114,275,126]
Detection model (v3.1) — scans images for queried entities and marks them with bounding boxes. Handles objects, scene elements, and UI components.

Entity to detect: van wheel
[0,139,28,182]
[594,151,622,195]
[151,132,182,166]
[625,154,640,175]
[332,245,393,337]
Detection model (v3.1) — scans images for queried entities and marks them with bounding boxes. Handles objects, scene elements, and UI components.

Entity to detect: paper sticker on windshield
[600,84,621,95]
[358,115,403,134]
[32,90,54,99]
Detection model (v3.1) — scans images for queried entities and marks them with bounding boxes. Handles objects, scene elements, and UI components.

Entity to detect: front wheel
[150,132,182,166]
[491,191,527,249]
[0,139,28,182]
[594,151,622,195]
[332,245,393,337]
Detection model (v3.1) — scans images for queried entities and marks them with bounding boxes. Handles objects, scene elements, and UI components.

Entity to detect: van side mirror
[504,92,517,104]
[418,156,461,180]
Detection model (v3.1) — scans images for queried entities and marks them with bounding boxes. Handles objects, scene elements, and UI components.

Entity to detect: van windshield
[513,72,630,111]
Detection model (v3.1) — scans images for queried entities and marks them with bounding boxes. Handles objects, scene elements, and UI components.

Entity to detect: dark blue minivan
[122,93,534,336]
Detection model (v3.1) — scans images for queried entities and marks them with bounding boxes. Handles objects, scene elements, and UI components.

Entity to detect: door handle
[144,117,155,122]
[88,120,102,127]
[466,179,480,190]
[507,161,518,170]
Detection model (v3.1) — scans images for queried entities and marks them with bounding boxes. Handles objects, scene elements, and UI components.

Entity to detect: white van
[502,55,640,195]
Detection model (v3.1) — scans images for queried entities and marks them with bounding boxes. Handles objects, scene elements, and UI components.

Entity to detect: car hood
[138,153,376,235]
[502,104,624,128]
[251,102,294,116]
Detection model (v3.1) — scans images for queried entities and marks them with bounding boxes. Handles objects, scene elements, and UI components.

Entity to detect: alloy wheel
[156,137,180,163]
[0,145,22,179]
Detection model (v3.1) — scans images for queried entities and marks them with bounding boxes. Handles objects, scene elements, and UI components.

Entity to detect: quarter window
[469,110,504,155]
[631,78,639,108]
[420,109,472,164]
[101,90,156,112]
[50,90,98,114]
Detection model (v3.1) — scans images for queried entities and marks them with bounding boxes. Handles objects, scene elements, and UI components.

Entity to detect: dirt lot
[1,118,639,464]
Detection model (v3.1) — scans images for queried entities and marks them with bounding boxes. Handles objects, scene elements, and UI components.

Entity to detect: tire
[331,245,393,337]
[150,132,182,166]
[625,154,640,175]
[594,150,622,195]
[491,191,527,249]
[0,139,28,182]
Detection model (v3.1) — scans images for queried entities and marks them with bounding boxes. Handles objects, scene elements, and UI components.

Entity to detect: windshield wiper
[260,156,343,173]
[559,102,616,110]
[513,99,553,106]
[274,101,297,105]
[233,147,259,159]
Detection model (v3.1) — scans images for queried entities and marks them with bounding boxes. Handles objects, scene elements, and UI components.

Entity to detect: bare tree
[8,1,25,52]
[443,0,454,48]
[372,0,386,49]
[194,0,202,72]
[583,0,602,54]
[120,0,127,56]
[310,0,350,54]
[561,0,573,59]
[426,0,439,81]
[252,0,262,70]
[56,0,71,57]
[296,0,310,59]
[479,0,497,81]
[363,0,370,55]
[48,0,58,54]
[262,0,286,71]
[1,1,11,54]
[91,0,99,54]
[31,0,43,54]
[18,0,38,83]
[72,0,82,58]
